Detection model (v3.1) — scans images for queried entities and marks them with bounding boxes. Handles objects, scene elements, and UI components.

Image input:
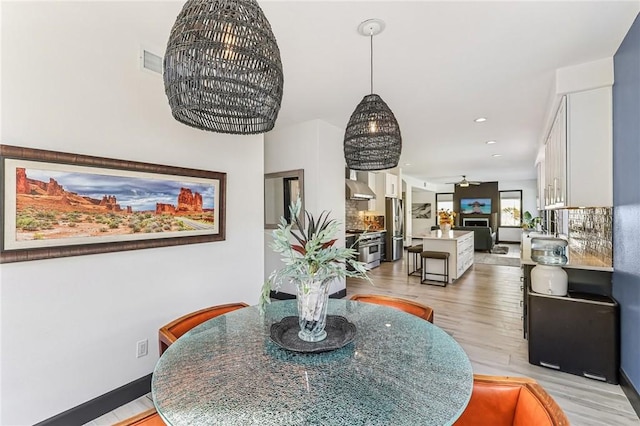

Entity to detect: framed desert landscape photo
[0,145,226,263]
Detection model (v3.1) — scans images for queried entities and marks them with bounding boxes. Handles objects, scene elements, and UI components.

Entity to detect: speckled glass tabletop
[152,299,473,426]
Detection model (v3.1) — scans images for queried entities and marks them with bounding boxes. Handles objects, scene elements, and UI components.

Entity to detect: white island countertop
[416,230,473,241]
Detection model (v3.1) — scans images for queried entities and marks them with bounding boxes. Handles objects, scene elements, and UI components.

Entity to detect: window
[500,190,522,226]
[435,193,453,224]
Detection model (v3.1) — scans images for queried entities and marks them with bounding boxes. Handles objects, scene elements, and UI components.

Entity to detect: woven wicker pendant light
[344,19,401,171]
[164,0,284,134]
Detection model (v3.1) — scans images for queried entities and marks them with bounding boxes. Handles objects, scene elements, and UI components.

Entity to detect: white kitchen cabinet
[536,160,545,211]
[378,172,399,198]
[456,232,475,278]
[542,86,612,209]
[544,97,566,208]
[385,173,397,198]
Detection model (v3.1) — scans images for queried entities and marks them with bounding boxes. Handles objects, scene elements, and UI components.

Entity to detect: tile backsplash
[345,200,363,229]
[345,200,384,230]
[564,207,613,266]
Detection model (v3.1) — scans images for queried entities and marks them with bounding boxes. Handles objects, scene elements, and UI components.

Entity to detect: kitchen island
[419,230,474,283]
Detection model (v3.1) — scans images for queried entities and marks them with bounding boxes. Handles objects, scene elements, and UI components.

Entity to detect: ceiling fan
[446,175,481,187]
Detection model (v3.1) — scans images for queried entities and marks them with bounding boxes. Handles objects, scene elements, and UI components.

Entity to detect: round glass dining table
[152,299,473,426]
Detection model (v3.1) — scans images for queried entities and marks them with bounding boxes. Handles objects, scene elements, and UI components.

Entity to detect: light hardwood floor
[83,393,154,426]
[88,246,639,425]
[347,248,639,426]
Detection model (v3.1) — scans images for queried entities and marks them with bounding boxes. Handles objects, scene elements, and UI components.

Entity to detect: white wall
[264,120,347,296]
[403,174,453,244]
[0,3,264,424]
[411,189,436,237]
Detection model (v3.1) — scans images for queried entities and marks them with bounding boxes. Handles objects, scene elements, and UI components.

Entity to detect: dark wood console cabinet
[522,264,619,384]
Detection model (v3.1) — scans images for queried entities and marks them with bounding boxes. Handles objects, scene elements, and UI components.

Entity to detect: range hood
[345,179,376,200]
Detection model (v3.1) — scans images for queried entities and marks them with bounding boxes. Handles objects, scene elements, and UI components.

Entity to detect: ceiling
[259,1,639,185]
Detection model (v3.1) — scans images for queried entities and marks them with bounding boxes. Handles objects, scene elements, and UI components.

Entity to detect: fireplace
[463,218,489,227]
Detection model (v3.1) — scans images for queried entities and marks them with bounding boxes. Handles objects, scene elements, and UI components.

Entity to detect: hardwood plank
[83,394,154,426]
[347,250,640,425]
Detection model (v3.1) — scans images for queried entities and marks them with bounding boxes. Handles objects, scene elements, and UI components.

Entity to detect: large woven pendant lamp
[164,0,284,134]
[344,19,401,171]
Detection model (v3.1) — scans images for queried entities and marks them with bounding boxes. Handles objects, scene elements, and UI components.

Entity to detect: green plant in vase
[522,211,542,230]
[261,199,371,342]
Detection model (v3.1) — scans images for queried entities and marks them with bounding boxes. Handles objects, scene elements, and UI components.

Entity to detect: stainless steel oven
[358,233,382,269]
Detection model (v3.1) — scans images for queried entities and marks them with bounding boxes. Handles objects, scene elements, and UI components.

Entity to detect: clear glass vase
[295,277,333,342]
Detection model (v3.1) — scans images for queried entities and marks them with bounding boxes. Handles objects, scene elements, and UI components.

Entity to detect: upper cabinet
[544,97,567,208]
[536,160,545,211]
[379,172,400,198]
[542,86,612,209]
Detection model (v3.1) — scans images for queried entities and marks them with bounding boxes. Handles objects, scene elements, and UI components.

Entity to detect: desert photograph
[14,167,217,242]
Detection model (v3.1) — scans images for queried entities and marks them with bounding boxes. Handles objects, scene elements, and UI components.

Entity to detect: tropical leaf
[291,244,306,255]
[321,239,337,249]
[260,198,372,312]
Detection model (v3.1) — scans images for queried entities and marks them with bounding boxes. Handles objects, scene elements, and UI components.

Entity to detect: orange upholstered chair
[350,294,434,323]
[158,302,249,355]
[454,374,569,426]
[113,408,165,426]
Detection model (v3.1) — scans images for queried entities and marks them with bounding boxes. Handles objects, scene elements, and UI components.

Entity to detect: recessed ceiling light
[492,154,502,157]
[486,140,496,145]
[474,117,487,123]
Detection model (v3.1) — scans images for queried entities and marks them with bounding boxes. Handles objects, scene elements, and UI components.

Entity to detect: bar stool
[407,244,423,276]
[421,251,450,286]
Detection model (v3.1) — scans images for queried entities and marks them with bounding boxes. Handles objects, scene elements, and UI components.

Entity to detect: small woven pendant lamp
[344,19,402,171]
[164,0,284,134]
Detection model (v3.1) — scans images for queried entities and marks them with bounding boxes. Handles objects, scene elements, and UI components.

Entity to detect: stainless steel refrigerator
[385,198,404,261]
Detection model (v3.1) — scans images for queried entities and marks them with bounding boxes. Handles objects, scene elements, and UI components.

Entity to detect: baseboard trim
[270,288,347,300]
[620,369,640,418]
[34,374,152,426]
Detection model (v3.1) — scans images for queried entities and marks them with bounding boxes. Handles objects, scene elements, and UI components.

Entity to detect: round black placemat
[270,315,356,353]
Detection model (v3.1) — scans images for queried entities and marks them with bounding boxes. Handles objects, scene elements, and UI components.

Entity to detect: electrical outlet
[136,339,148,358]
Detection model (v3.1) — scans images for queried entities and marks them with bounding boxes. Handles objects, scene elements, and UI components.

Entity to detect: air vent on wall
[140,48,162,74]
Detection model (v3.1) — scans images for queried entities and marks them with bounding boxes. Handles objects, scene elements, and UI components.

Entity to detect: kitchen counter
[520,256,613,271]
[521,232,612,271]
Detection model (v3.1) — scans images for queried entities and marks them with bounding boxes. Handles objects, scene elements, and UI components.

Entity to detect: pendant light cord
[370,32,374,94]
